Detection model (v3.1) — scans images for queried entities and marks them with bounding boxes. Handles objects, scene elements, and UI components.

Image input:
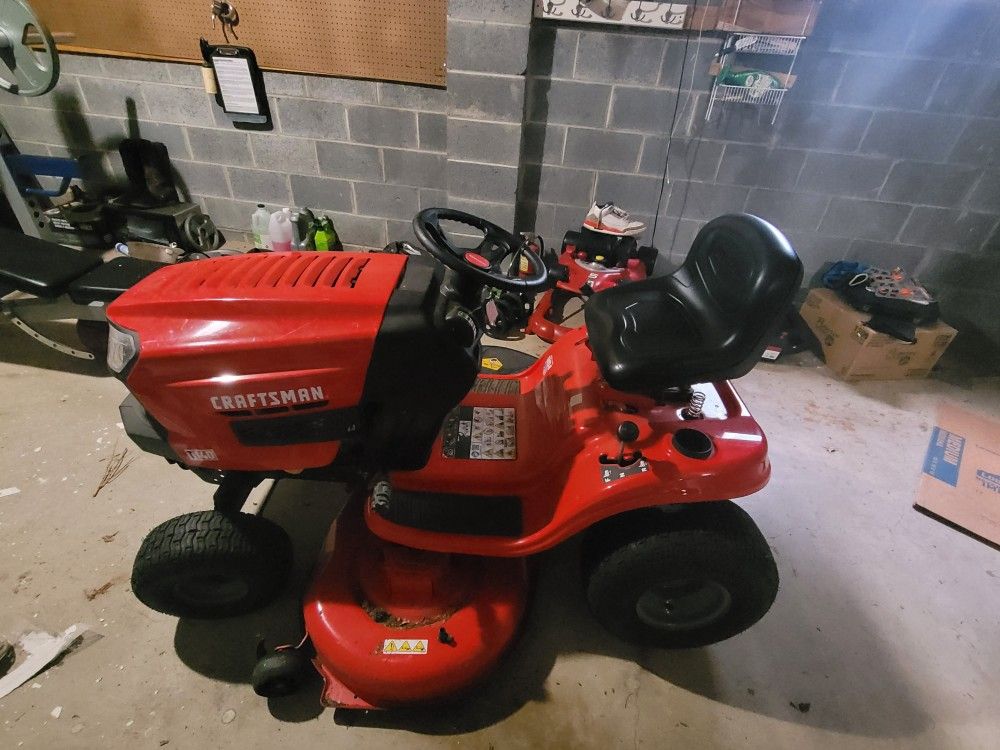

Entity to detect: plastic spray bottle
[251,204,270,249]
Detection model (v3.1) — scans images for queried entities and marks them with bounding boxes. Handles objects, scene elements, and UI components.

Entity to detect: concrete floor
[1,319,998,750]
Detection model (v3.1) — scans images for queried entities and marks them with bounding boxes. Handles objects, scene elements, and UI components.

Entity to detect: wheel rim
[635,579,732,632]
[172,573,249,607]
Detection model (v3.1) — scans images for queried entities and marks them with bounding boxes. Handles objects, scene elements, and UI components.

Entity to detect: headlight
[107,324,139,374]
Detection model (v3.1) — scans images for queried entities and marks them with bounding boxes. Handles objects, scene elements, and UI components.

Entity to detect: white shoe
[583,202,646,236]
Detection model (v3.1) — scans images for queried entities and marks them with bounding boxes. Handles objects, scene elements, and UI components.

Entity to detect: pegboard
[30,0,446,86]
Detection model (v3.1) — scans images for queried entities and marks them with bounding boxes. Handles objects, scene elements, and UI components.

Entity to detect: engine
[107,251,478,475]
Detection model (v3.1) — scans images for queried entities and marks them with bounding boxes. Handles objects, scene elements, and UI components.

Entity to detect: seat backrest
[673,214,803,353]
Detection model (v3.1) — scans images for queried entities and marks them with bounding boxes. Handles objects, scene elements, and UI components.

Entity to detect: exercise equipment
[108,209,802,708]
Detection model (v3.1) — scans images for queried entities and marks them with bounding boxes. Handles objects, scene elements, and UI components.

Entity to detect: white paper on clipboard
[213,56,260,115]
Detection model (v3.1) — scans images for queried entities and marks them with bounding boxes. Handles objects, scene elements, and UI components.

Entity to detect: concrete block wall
[520,0,1000,365]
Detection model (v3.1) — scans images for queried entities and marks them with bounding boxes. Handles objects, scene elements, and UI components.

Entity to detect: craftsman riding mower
[106,209,802,708]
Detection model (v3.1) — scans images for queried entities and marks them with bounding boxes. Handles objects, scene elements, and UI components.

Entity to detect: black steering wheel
[412,208,548,292]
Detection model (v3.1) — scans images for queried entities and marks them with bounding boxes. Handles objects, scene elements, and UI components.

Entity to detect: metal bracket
[4,311,94,359]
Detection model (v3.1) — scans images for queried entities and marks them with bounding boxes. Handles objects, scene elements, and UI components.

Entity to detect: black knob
[617,421,639,443]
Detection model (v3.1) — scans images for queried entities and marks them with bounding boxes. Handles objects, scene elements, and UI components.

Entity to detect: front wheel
[131,511,292,619]
[582,501,778,648]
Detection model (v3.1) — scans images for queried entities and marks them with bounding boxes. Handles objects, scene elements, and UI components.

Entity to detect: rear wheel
[582,502,778,648]
[131,511,292,619]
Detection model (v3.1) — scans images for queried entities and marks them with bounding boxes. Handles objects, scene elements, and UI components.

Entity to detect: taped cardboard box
[799,288,956,381]
[916,404,1000,548]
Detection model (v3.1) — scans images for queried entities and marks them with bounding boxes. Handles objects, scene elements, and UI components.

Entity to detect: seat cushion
[0,228,102,298]
[585,214,803,396]
[68,257,166,304]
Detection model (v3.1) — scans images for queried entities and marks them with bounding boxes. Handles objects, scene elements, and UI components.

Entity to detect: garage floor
[1,321,998,750]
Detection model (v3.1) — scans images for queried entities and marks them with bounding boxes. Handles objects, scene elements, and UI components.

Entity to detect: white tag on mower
[382,639,428,655]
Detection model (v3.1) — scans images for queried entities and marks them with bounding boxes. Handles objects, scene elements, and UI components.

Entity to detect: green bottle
[324,217,344,252]
[314,219,331,251]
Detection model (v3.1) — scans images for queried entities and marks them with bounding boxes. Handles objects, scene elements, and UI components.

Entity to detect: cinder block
[698,102,775,145]
[834,57,943,110]
[448,0,532,24]
[447,119,522,165]
[899,206,997,251]
[659,40,716,91]
[250,134,319,175]
[449,72,525,122]
[651,217,706,262]
[325,213,388,249]
[57,53,103,76]
[527,25,578,78]
[378,83,449,112]
[448,161,519,203]
[134,121,191,159]
[881,161,981,208]
[522,122,566,165]
[859,111,961,161]
[777,102,872,152]
[527,78,611,128]
[444,197,516,229]
[79,78,148,117]
[965,170,1000,213]
[173,161,230,198]
[819,198,912,241]
[595,171,665,215]
[521,163,596,206]
[420,188,449,210]
[289,174,354,212]
[664,181,749,220]
[201,197,258,231]
[574,30,664,86]
[419,112,447,153]
[166,63,204,87]
[348,105,418,148]
[383,149,447,188]
[640,138,724,181]
[262,72,306,97]
[797,152,893,198]
[100,58,171,83]
[386,219,420,245]
[608,87,679,133]
[744,188,830,231]
[781,231,853,273]
[143,85,215,127]
[306,76,378,104]
[950,119,1000,167]
[562,128,642,172]
[186,127,252,166]
[448,19,530,75]
[928,62,1000,118]
[276,97,349,140]
[354,182,420,220]
[228,167,291,204]
[316,141,382,181]
[715,144,805,190]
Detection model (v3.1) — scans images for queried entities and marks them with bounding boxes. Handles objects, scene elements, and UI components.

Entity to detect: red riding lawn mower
[105,208,802,708]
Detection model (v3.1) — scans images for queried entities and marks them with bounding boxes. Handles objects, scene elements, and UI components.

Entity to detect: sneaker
[583,202,646,236]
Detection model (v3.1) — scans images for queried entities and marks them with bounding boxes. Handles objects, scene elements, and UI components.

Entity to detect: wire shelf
[711,84,787,106]
[730,33,803,56]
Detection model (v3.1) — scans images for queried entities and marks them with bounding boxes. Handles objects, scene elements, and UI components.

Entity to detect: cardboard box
[916,404,1000,548]
[799,288,957,381]
[717,0,823,35]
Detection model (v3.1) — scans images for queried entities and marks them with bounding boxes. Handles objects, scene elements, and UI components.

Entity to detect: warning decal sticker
[442,406,517,460]
[382,639,428,655]
[601,459,650,484]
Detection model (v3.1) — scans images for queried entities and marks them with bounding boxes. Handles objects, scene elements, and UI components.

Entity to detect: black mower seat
[0,228,102,298]
[584,214,803,398]
[69,256,165,304]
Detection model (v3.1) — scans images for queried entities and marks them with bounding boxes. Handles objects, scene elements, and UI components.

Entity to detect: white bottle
[269,207,294,252]
[251,204,270,249]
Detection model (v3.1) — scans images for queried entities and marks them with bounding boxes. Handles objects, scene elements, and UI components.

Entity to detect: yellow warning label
[481,357,503,371]
[382,639,429,655]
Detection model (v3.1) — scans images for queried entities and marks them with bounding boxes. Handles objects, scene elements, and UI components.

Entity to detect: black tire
[252,649,309,697]
[131,511,292,619]
[582,502,778,649]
